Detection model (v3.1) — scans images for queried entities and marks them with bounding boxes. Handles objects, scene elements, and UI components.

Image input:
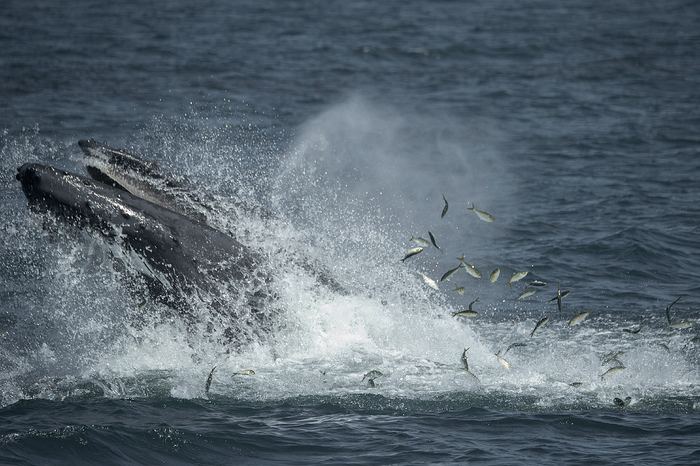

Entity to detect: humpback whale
[15,143,277,343]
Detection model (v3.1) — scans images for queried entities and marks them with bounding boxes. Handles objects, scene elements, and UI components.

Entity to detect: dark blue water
[2,0,700,464]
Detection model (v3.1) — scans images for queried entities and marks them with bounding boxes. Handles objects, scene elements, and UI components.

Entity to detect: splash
[1,100,698,412]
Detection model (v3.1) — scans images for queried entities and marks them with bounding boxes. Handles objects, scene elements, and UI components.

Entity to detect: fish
[468,298,479,311]
[429,231,443,252]
[490,268,500,284]
[516,289,536,301]
[232,369,255,376]
[461,348,470,370]
[452,310,478,317]
[410,236,431,247]
[507,271,528,288]
[401,247,424,263]
[665,296,682,325]
[568,312,591,327]
[454,285,466,295]
[528,280,547,287]
[441,194,449,218]
[418,272,440,291]
[600,366,625,381]
[495,351,512,371]
[530,317,549,337]
[205,366,217,394]
[623,326,642,334]
[362,370,383,381]
[503,342,527,356]
[665,322,692,330]
[440,263,464,282]
[468,203,495,222]
[457,255,481,278]
[569,382,583,388]
[547,289,571,303]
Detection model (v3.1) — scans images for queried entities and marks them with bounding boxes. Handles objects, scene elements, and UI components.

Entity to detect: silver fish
[569,382,583,388]
[468,203,495,222]
[495,351,512,370]
[418,272,440,291]
[453,310,478,317]
[401,247,424,263]
[623,326,642,334]
[457,255,481,278]
[362,370,383,381]
[568,312,591,327]
[461,348,470,370]
[507,271,528,287]
[547,289,571,304]
[516,289,536,301]
[530,317,549,337]
[429,231,443,252]
[468,298,479,311]
[454,285,466,295]
[600,366,625,380]
[441,194,449,219]
[205,366,217,394]
[665,321,692,330]
[232,369,255,376]
[665,296,682,325]
[490,268,500,284]
[441,263,464,282]
[528,280,547,287]
[614,396,632,407]
[410,236,431,247]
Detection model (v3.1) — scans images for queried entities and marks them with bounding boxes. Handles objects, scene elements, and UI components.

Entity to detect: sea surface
[2,0,700,464]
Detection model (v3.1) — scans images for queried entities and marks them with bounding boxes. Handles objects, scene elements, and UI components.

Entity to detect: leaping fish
[665,321,692,330]
[460,348,470,370]
[418,272,440,291]
[530,317,549,337]
[457,255,481,278]
[665,296,682,325]
[454,285,466,295]
[495,350,512,370]
[568,312,591,327]
[490,268,500,284]
[516,289,536,301]
[441,263,464,282]
[468,203,495,222]
[600,366,625,381]
[401,247,424,263]
[410,236,431,247]
[232,370,255,376]
[429,231,444,252]
[205,366,217,394]
[441,194,449,219]
[507,271,528,288]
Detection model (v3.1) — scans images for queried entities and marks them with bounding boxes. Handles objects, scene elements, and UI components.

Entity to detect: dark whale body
[16,161,274,341]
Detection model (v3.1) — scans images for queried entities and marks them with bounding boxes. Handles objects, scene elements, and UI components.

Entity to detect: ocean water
[2,0,700,464]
